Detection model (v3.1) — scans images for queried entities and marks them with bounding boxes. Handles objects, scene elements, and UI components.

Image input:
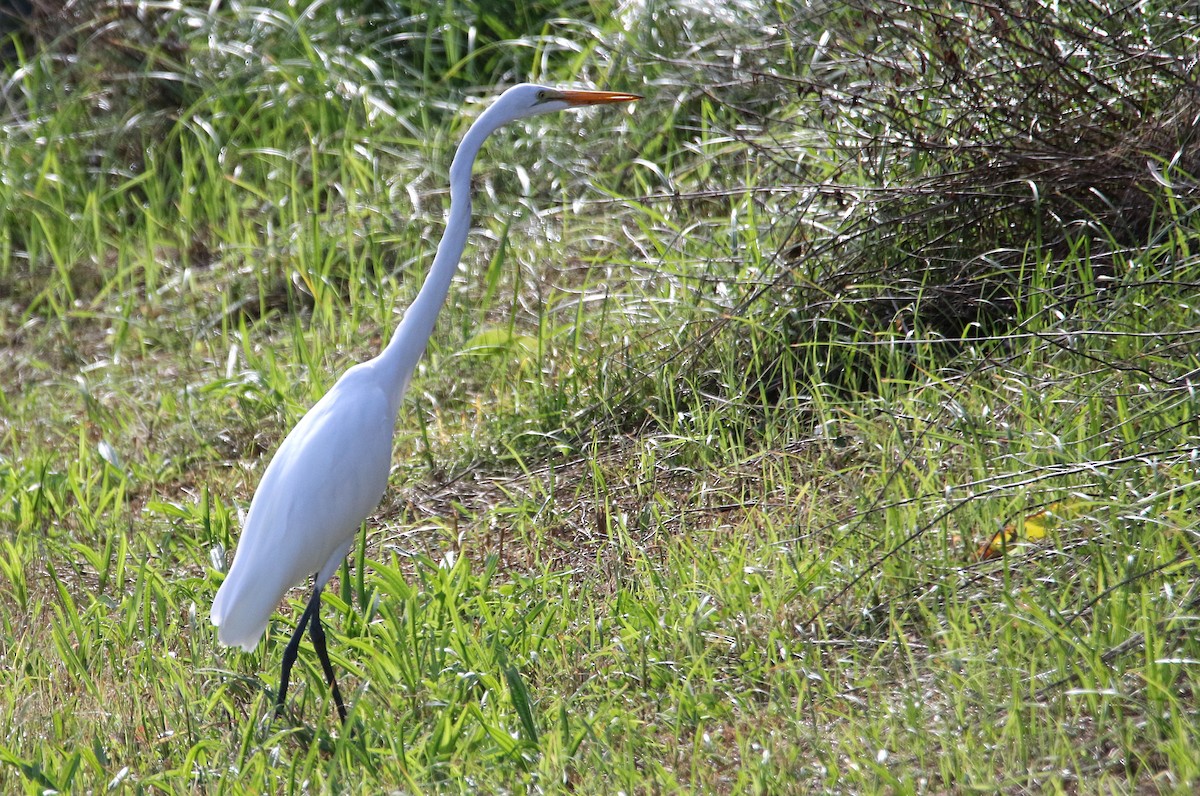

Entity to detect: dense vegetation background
[1,0,1198,792]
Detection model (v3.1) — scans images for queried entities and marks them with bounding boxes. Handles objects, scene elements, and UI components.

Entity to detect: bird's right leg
[276,581,320,716]
[308,595,348,723]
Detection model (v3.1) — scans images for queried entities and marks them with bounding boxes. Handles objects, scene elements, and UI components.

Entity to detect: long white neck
[372,106,511,415]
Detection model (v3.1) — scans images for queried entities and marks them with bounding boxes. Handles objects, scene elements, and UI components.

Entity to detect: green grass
[2,0,1199,793]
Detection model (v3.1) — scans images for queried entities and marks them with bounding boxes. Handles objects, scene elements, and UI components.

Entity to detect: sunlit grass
[1,0,1198,793]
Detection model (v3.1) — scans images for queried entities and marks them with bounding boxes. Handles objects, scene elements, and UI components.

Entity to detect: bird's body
[210,83,639,722]
[210,363,393,650]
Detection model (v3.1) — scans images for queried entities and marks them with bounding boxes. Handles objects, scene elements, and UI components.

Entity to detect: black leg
[276,589,318,716]
[308,596,348,723]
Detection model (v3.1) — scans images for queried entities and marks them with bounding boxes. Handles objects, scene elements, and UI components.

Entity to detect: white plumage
[208,84,640,722]
[211,365,392,650]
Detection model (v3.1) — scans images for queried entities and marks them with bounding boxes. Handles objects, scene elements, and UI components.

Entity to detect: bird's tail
[210,567,283,652]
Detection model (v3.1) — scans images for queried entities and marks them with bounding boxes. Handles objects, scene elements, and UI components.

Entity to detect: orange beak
[556,89,642,106]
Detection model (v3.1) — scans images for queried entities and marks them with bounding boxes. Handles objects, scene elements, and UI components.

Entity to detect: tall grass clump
[619,0,1200,406]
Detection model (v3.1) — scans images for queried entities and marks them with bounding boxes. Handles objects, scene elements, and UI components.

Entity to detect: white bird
[210,84,640,723]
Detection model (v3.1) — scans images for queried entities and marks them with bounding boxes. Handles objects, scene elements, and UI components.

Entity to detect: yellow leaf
[975,498,1087,561]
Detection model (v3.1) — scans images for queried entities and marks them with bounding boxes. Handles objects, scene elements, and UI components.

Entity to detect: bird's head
[491,83,641,122]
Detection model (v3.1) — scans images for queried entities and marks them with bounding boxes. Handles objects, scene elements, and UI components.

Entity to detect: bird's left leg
[276,588,319,716]
[307,586,348,723]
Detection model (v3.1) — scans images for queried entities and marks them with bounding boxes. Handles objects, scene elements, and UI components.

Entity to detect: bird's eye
[536,90,548,101]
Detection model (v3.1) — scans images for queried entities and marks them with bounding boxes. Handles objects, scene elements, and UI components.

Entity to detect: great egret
[209,84,639,723]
